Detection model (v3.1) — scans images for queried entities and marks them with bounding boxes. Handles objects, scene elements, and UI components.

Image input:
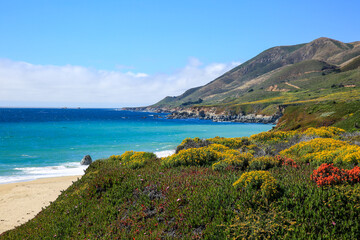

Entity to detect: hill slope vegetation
[148,37,360,131]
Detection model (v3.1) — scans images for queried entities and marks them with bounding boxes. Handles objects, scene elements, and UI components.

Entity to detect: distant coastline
[123,106,282,124]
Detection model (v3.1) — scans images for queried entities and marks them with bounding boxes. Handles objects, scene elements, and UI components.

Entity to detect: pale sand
[0,175,81,234]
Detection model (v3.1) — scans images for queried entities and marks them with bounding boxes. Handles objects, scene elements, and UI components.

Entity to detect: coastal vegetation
[2,127,360,239]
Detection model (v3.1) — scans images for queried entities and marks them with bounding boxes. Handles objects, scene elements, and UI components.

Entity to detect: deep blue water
[0,108,273,183]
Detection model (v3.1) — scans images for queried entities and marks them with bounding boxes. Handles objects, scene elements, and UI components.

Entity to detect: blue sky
[0,0,359,107]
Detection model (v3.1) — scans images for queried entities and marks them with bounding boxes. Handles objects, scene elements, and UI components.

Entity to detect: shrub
[121,150,135,163]
[205,143,230,153]
[123,152,157,169]
[225,206,296,239]
[175,137,211,153]
[311,163,347,187]
[207,136,245,149]
[162,147,218,167]
[276,155,299,168]
[248,156,281,170]
[347,166,360,183]
[233,170,278,198]
[302,126,345,138]
[279,138,360,165]
[212,152,253,171]
[250,131,296,144]
[311,164,360,187]
[109,155,121,161]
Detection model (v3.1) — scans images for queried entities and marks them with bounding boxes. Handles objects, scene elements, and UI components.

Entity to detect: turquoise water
[0,109,273,183]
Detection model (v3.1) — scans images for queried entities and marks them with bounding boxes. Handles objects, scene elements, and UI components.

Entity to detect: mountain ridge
[125,37,360,131]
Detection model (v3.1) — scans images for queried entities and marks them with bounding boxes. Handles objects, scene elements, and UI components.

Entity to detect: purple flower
[177,198,181,202]
[332,221,336,226]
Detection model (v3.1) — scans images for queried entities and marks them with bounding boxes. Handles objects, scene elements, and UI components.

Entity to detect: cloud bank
[0,58,240,107]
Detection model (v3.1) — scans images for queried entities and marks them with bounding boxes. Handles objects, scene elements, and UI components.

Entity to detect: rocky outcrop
[81,155,92,165]
[123,106,282,124]
[167,109,281,124]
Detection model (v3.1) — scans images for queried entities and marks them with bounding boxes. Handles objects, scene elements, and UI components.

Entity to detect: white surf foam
[154,150,175,158]
[1,151,175,184]
[0,162,88,184]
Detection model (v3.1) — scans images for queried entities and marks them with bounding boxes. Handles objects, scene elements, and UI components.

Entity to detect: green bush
[207,136,245,149]
[249,156,281,170]
[162,147,218,167]
[233,170,278,198]
[123,151,157,169]
[212,152,253,171]
[175,137,211,153]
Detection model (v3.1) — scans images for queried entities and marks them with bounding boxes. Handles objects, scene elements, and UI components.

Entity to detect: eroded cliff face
[165,107,281,124]
[123,106,282,124]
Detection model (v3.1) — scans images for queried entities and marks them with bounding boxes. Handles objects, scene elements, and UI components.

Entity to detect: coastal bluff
[123,106,283,124]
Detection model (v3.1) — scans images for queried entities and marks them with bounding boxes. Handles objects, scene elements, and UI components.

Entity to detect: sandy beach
[0,175,80,234]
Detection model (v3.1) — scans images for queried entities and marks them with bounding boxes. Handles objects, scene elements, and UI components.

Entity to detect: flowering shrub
[181,137,202,144]
[162,147,218,167]
[347,166,360,183]
[311,163,347,187]
[248,156,281,170]
[109,155,121,161]
[205,143,230,153]
[280,138,360,165]
[276,155,299,168]
[250,131,296,143]
[302,127,345,138]
[281,138,347,157]
[311,164,360,187]
[175,137,210,153]
[121,151,135,162]
[249,127,345,145]
[212,152,253,171]
[123,152,156,169]
[233,170,278,197]
[207,136,244,149]
[117,151,156,169]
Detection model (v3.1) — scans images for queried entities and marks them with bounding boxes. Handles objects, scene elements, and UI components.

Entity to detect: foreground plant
[311,163,360,187]
[233,170,278,198]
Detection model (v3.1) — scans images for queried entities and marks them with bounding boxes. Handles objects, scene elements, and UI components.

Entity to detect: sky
[0,0,359,108]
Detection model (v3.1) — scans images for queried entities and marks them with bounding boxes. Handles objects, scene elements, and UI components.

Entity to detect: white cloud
[0,58,240,107]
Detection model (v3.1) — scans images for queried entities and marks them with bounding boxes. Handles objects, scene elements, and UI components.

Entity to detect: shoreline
[0,175,80,234]
[122,107,282,124]
[0,149,175,185]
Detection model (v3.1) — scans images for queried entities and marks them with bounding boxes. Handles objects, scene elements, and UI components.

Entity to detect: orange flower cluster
[311,163,360,187]
[346,166,360,183]
[275,155,299,168]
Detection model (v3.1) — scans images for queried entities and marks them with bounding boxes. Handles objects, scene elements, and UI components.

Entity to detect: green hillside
[152,38,360,107]
[149,38,360,131]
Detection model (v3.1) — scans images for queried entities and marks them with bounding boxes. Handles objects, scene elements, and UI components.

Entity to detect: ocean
[0,108,273,184]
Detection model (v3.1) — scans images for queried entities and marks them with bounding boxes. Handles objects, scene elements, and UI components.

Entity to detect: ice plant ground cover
[2,127,360,239]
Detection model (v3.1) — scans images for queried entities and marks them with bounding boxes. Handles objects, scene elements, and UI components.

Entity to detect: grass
[2,128,360,239]
[276,100,360,131]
